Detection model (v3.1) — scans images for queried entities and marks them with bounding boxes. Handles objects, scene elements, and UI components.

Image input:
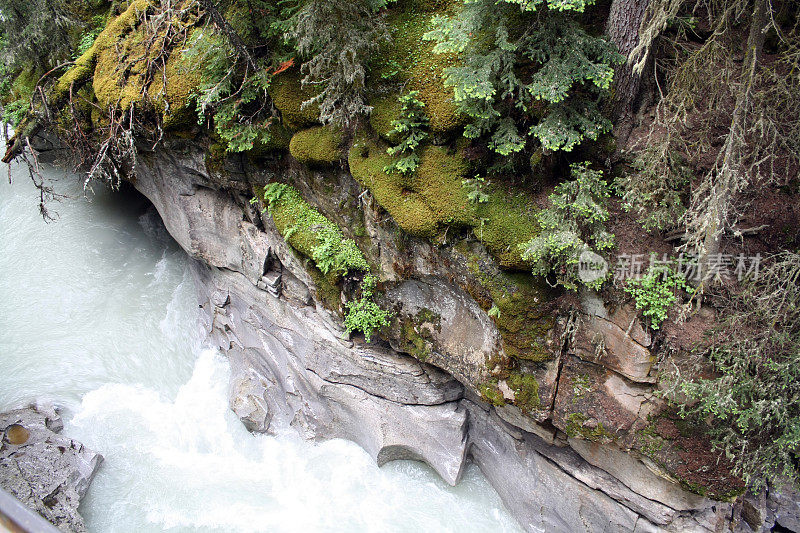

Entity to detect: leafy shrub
[671,253,800,491]
[423,0,623,155]
[384,90,429,175]
[344,275,393,342]
[519,162,614,290]
[624,263,688,329]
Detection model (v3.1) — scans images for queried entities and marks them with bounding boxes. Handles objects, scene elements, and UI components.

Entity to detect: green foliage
[2,98,29,127]
[344,275,393,342]
[519,162,614,290]
[384,90,429,175]
[74,14,106,59]
[615,147,690,232]
[186,29,275,153]
[462,176,489,204]
[0,0,89,72]
[261,183,369,278]
[423,0,622,155]
[624,263,688,330]
[284,0,393,126]
[672,253,800,491]
[479,382,506,407]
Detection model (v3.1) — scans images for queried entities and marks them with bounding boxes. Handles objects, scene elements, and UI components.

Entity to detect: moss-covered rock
[54,0,199,128]
[372,1,466,135]
[261,183,369,283]
[54,0,152,102]
[267,67,320,131]
[249,122,293,155]
[348,135,473,237]
[464,255,555,363]
[506,372,540,412]
[369,93,403,143]
[479,381,506,407]
[289,126,343,167]
[473,186,540,270]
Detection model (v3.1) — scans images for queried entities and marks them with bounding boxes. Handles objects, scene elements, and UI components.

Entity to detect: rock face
[131,142,796,533]
[0,405,103,533]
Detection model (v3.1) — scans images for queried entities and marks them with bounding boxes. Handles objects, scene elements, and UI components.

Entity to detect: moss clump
[54,0,199,128]
[249,122,293,155]
[374,2,466,134]
[473,186,540,270]
[54,0,153,102]
[506,372,540,412]
[369,93,404,143]
[262,183,369,282]
[348,135,473,237]
[478,382,506,407]
[564,413,615,442]
[267,67,320,131]
[289,126,343,167]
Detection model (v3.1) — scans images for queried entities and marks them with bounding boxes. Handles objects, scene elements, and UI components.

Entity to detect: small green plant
[519,162,614,290]
[623,263,688,329]
[462,176,489,204]
[1,99,29,127]
[384,90,429,175]
[344,275,393,342]
[488,304,501,318]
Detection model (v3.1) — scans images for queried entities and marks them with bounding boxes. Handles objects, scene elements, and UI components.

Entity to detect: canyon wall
[128,141,799,532]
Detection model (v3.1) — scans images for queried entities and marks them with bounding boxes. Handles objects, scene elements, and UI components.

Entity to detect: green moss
[466,259,554,362]
[262,183,369,282]
[267,67,320,131]
[289,126,343,167]
[348,135,472,237]
[564,413,615,442]
[478,382,506,407]
[473,186,540,270]
[506,372,540,412]
[55,0,153,102]
[369,93,403,143]
[54,0,199,127]
[308,265,343,313]
[372,2,466,134]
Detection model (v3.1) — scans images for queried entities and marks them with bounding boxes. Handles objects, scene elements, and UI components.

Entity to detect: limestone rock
[0,405,102,533]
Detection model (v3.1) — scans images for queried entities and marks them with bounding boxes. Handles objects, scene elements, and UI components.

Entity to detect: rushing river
[0,160,522,533]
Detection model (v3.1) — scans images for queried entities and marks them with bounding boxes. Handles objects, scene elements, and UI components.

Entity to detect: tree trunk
[606,0,652,142]
[699,0,769,283]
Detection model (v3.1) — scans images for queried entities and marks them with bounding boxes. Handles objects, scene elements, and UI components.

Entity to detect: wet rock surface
[0,405,102,533]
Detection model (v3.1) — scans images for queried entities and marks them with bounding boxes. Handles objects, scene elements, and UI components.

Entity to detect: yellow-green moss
[506,372,540,412]
[54,0,198,127]
[369,93,403,143]
[478,382,506,407]
[348,135,473,237]
[267,68,320,131]
[147,31,203,129]
[54,0,153,102]
[289,126,343,167]
[373,2,466,134]
[474,186,539,270]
